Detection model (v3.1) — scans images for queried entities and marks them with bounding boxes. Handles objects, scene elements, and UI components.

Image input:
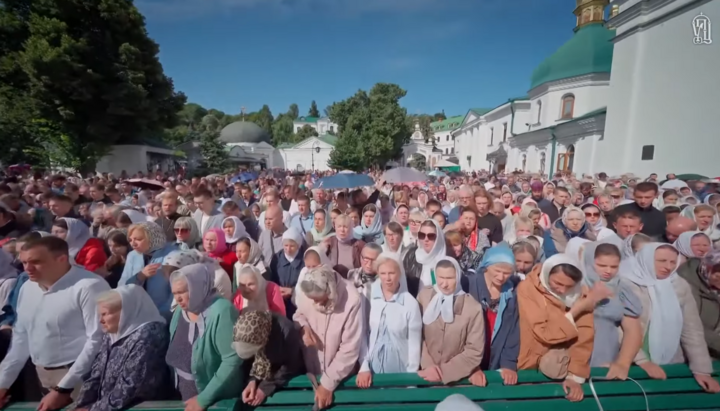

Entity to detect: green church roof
[431,115,464,132]
[529,23,615,91]
[295,116,319,123]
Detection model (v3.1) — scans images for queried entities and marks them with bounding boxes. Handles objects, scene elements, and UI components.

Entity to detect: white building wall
[599,0,719,177]
[434,130,456,156]
[96,145,175,176]
[528,75,610,132]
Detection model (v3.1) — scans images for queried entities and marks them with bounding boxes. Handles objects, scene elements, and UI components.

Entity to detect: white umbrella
[382,167,428,184]
[338,170,355,174]
[660,180,689,190]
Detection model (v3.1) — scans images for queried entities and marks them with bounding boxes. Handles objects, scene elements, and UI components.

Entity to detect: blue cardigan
[119,244,177,316]
[464,272,520,371]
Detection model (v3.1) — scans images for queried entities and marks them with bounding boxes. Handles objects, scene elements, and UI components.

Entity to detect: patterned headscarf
[232,310,273,380]
[129,221,167,255]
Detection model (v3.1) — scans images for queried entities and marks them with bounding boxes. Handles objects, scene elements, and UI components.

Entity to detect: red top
[75,238,108,272]
[233,281,286,316]
[216,249,238,278]
[482,309,498,370]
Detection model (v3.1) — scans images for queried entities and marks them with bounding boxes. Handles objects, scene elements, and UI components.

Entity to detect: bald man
[664,216,697,243]
[447,186,475,223]
[258,205,288,264]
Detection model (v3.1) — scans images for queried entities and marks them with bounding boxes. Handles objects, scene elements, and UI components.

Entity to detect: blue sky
[137,0,579,118]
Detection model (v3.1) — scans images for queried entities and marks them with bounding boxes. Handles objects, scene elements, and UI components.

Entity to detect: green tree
[294,124,318,142]
[420,117,435,147]
[308,100,320,117]
[408,154,427,170]
[328,83,410,170]
[288,103,299,119]
[433,111,447,121]
[254,104,274,139]
[0,0,186,173]
[199,129,229,174]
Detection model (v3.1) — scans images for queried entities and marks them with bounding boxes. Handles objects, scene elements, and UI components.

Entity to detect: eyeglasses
[410,219,423,225]
[417,232,437,241]
[361,255,377,263]
[585,212,600,217]
[174,228,189,234]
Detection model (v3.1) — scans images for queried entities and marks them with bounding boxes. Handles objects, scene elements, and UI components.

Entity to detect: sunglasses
[174,228,189,234]
[585,212,600,217]
[417,232,438,241]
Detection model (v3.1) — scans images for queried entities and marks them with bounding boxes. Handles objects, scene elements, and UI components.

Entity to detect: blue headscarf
[474,245,517,342]
[353,205,384,244]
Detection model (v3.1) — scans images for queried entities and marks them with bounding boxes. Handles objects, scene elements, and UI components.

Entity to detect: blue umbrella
[316,173,374,189]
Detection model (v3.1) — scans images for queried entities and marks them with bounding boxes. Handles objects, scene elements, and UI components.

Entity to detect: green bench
[4,363,719,411]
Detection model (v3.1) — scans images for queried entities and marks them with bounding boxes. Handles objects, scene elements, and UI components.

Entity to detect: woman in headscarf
[417,257,484,385]
[294,265,362,410]
[674,231,712,261]
[457,207,491,257]
[234,237,266,288]
[305,208,333,246]
[543,206,596,258]
[293,246,333,299]
[0,250,18,308]
[100,230,131,288]
[464,247,520,386]
[354,204,384,245]
[580,242,643,379]
[75,285,169,411]
[517,254,601,402]
[356,255,422,388]
[512,240,540,280]
[623,243,719,392]
[52,217,107,272]
[403,208,426,247]
[678,249,720,358]
[164,250,232,303]
[166,263,242,409]
[233,309,303,407]
[203,228,237,277]
[232,266,285,316]
[682,204,720,246]
[269,227,306,319]
[116,210,149,229]
[564,237,590,262]
[323,214,364,278]
[381,222,408,261]
[403,219,448,296]
[581,203,615,239]
[221,216,247,252]
[520,198,551,230]
[119,221,177,316]
[174,217,202,251]
[445,230,480,274]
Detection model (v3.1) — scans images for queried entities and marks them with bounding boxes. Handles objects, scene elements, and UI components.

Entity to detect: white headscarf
[673,231,710,258]
[60,217,92,259]
[564,237,590,263]
[122,209,148,224]
[621,243,682,365]
[282,227,303,262]
[539,254,584,307]
[294,246,333,300]
[414,219,447,288]
[222,216,247,244]
[422,257,465,325]
[235,265,269,311]
[107,284,166,344]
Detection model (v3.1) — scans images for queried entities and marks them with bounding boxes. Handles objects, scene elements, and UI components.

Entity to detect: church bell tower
[574,0,609,30]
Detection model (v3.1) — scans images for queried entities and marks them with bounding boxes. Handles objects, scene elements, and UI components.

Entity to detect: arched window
[561,94,575,119]
[521,154,527,171]
[536,101,542,124]
[503,123,508,142]
[490,128,494,145]
[539,152,546,174]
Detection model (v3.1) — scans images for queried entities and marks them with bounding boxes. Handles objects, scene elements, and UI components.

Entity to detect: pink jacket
[233,281,286,317]
[293,274,362,391]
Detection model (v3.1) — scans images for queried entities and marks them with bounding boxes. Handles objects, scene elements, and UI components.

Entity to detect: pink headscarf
[203,228,227,259]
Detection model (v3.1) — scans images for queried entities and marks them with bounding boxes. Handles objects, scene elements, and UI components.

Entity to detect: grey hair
[169,269,188,286]
[363,243,383,254]
[96,290,122,311]
[334,214,352,226]
[300,265,337,300]
[373,255,401,274]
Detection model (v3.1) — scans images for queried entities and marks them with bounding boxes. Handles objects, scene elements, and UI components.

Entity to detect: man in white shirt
[192,188,225,235]
[0,237,110,410]
[258,191,291,232]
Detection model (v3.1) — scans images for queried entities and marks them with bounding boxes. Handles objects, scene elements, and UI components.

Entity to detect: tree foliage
[308,100,320,117]
[198,130,229,174]
[408,154,427,170]
[328,83,410,171]
[0,0,186,172]
[295,124,318,141]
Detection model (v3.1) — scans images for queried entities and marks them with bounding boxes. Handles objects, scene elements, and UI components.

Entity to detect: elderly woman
[623,243,720,392]
[464,246,520,386]
[233,309,303,406]
[294,265,362,409]
[682,205,720,245]
[52,217,107,272]
[580,242,643,378]
[233,266,285,316]
[678,249,720,358]
[119,222,177,315]
[403,208,426,247]
[543,206,597,258]
[164,250,232,304]
[674,231,712,260]
[417,257,484,385]
[403,220,448,295]
[75,285,169,411]
[166,263,242,410]
[269,227,307,319]
[174,217,202,251]
[203,228,237,277]
[323,214,365,278]
[517,254,602,402]
[356,255,422,388]
[305,209,334,246]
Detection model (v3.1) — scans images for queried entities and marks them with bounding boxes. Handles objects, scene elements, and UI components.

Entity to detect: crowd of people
[0,167,718,411]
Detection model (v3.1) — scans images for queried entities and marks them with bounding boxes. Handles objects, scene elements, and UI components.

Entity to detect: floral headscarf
[129,221,167,255]
[232,309,273,380]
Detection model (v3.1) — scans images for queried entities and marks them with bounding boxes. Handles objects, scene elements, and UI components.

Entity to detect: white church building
[415,0,718,177]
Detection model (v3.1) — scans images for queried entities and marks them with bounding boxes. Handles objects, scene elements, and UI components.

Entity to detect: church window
[451,147,455,154]
[329,126,334,133]
[560,95,575,119]
[503,122,508,142]
[446,135,449,141]
[490,128,494,145]
[641,145,655,160]
[537,101,542,124]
